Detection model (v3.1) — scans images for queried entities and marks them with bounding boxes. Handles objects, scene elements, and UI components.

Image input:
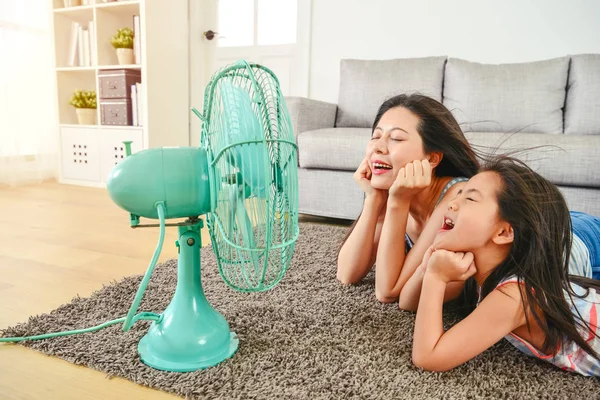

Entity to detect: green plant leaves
[111,27,134,49]
[70,89,97,109]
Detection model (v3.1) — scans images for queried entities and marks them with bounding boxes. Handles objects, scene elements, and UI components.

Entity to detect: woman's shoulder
[435,176,469,208]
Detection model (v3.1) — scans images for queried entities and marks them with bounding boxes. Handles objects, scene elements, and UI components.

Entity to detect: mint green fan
[0,61,299,373]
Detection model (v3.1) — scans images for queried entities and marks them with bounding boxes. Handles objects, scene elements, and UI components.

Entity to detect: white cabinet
[60,127,101,182]
[59,126,143,185]
[98,127,143,182]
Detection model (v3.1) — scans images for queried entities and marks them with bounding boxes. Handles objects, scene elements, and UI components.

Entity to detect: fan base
[138,332,239,372]
[135,223,239,372]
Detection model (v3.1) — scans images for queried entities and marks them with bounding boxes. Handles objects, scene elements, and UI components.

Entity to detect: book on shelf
[131,84,138,126]
[67,21,79,66]
[130,82,144,126]
[67,20,94,67]
[89,21,97,66]
[137,82,143,126]
[76,24,84,65]
[82,29,90,66]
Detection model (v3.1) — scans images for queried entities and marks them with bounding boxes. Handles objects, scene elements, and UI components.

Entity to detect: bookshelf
[51,0,190,187]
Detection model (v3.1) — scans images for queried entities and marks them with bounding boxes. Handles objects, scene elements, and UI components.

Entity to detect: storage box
[98,69,141,100]
[100,99,133,126]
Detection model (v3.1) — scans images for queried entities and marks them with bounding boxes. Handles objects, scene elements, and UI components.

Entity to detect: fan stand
[137,220,239,372]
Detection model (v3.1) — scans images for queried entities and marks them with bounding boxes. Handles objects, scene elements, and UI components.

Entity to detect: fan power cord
[0,312,160,343]
[121,201,166,332]
[0,202,168,343]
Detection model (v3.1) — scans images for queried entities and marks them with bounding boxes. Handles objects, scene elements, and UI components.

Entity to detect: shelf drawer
[98,69,141,100]
[60,127,101,182]
[100,99,132,126]
[99,128,144,182]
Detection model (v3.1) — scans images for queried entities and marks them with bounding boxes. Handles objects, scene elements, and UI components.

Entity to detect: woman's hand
[354,157,387,202]
[389,159,433,201]
[426,249,477,283]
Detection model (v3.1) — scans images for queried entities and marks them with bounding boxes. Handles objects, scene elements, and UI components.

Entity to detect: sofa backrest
[336,54,600,135]
[565,54,600,135]
[443,57,569,134]
[335,57,446,128]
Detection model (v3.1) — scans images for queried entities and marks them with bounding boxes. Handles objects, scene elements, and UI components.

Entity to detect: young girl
[336,94,480,303]
[410,155,600,376]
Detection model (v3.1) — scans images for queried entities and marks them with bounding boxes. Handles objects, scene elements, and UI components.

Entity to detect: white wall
[309,0,600,103]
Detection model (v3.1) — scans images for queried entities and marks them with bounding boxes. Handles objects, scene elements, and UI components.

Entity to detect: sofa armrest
[285,96,338,140]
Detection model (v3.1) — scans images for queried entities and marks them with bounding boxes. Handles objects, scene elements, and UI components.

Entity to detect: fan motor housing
[107,147,211,219]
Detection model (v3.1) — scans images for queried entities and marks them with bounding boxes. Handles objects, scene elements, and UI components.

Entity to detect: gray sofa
[286,54,600,220]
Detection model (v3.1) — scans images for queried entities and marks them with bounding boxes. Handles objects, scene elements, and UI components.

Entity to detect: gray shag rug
[2,222,600,399]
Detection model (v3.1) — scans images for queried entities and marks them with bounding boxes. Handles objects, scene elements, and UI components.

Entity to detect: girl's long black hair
[459,155,600,359]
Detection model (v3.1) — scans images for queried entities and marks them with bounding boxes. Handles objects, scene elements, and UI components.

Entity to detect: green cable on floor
[0,312,161,343]
[0,202,168,343]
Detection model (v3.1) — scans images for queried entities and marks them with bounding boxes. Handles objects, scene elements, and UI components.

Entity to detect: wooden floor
[0,181,211,400]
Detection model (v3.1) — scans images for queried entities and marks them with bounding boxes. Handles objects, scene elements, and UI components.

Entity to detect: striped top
[478,232,600,377]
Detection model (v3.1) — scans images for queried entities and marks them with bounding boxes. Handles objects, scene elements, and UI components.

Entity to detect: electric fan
[0,60,299,372]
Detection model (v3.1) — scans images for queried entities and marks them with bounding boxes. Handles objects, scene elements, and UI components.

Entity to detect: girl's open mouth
[441,216,455,231]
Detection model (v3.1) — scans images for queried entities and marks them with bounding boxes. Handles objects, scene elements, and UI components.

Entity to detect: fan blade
[234,194,264,287]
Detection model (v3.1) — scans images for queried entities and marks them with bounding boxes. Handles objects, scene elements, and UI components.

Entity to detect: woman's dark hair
[338,93,480,251]
[460,155,600,359]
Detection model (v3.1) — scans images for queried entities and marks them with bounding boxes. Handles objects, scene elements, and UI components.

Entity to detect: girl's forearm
[374,200,411,302]
[412,272,446,368]
[398,264,426,311]
[336,197,385,284]
[401,269,467,311]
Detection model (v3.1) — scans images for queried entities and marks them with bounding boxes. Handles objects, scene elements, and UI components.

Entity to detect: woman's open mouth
[372,161,392,175]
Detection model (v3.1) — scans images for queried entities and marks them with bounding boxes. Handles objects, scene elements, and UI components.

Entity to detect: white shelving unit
[51,0,190,187]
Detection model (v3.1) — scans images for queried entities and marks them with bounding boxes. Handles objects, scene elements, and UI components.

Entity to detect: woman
[336,93,480,303]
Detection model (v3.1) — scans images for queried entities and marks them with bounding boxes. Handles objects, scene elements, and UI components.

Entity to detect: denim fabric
[571,211,600,279]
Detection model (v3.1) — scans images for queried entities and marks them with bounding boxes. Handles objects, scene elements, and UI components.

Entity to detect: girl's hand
[389,159,433,201]
[418,245,436,273]
[354,157,387,201]
[426,249,476,283]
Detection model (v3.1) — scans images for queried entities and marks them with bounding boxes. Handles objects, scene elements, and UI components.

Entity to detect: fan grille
[200,61,299,292]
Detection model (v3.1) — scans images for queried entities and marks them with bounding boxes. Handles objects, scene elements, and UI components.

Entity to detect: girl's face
[433,171,508,252]
[366,107,428,190]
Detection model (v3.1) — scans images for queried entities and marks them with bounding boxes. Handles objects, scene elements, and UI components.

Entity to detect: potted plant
[70,89,97,125]
[111,27,135,65]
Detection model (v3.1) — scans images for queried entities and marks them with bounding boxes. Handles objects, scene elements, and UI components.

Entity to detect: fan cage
[200,61,299,292]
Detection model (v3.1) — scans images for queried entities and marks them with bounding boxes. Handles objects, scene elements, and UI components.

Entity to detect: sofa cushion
[444,57,569,134]
[465,132,600,188]
[298,168,363,220]
[565,54,600,135]
[335,57,447,129]
[298,128,370,171]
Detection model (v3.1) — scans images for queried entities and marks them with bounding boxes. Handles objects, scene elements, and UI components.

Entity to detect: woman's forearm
[374,200,411,302]
[336,197,385,284]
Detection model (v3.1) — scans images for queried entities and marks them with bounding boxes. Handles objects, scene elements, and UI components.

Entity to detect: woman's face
[433,171,505,252]
[366,107,428,190]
